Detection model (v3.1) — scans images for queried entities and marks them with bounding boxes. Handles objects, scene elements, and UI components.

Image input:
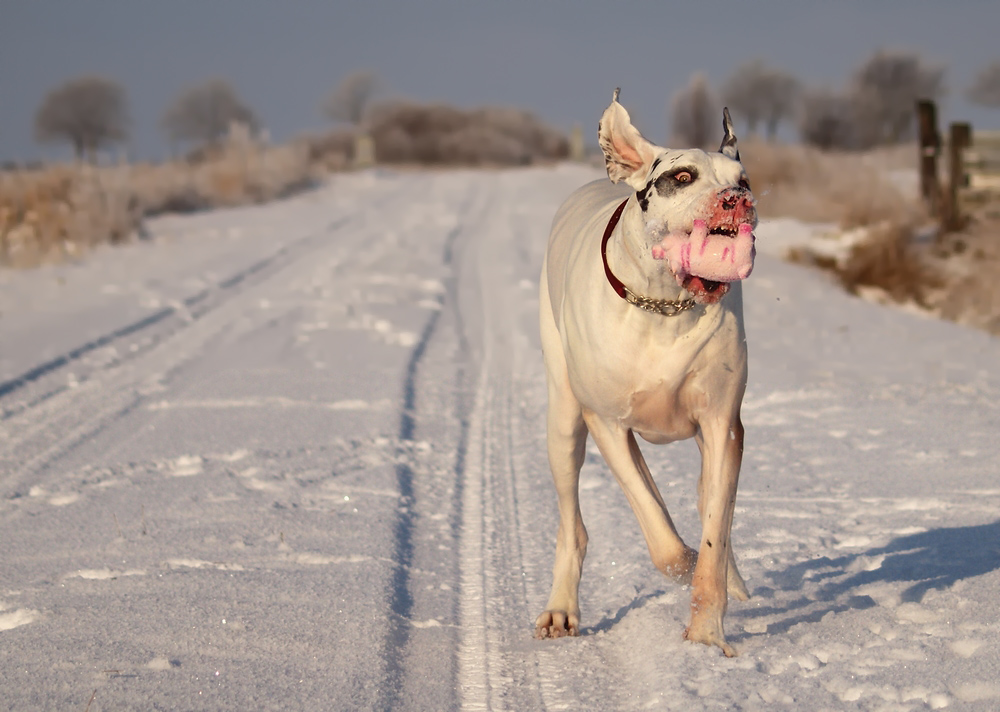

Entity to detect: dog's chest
[625,378,700,443]
[567,315,745,442]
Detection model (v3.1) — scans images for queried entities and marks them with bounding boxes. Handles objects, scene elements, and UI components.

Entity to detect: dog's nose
[720,188,752,211]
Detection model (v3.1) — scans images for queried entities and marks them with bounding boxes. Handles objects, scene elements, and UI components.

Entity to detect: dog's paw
[534,610,580,639]
[683,624,737,657]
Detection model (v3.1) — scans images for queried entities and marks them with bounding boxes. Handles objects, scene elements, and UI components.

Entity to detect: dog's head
[598,89,758,303]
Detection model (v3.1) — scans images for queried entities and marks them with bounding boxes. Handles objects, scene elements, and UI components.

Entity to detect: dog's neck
[605,197,692,305]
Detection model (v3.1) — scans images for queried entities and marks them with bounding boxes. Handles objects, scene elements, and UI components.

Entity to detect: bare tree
[799,89,857,151]
[34,75,129,160]
[722,59,799,140]
[162,79,257,147]
[968,60,1000,108]
[850,49,945,146]
[324,71,380,127]
[670,73,718,148]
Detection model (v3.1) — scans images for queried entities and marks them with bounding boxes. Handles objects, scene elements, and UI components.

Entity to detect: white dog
[535,89,757,656]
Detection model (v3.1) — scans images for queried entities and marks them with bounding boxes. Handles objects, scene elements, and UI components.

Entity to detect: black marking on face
[636,181,651,211]
[654,166,699,198]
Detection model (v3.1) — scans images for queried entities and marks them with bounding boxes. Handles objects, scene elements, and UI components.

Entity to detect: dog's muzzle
[650,187,757,302]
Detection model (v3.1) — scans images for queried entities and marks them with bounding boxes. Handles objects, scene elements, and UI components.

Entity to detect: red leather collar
[601,199,630,300]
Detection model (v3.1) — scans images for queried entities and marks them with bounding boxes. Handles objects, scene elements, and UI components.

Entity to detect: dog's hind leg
[535,281,590,639]
[586,417,697,582]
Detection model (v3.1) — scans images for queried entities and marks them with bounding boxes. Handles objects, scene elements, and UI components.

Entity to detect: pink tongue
[651,220,755,282]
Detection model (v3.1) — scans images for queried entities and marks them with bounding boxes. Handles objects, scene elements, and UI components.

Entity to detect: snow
[1,164,999,710]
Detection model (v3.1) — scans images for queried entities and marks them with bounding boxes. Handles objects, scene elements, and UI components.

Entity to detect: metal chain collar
[623,290,697,316]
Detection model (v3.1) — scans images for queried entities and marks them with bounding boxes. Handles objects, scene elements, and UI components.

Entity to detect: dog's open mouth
[651,219,756,304]
[682,275,728,301]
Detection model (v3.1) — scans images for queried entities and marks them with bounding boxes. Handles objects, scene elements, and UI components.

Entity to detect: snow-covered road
[1,166,999,710]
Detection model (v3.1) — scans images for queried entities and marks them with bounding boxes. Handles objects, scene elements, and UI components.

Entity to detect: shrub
[798,89,858,151]
[300,129,355,171]
[367,101,567,165]
[834,221,939,307]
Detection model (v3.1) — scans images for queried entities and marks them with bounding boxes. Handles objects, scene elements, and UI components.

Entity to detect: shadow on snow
[733,519,1000,637]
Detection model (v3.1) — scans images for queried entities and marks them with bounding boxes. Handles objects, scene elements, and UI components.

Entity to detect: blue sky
[3,1,999,162]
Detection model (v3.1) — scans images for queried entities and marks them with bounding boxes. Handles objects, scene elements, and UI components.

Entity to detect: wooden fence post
[916,100,941,217]
[944,122,971,232]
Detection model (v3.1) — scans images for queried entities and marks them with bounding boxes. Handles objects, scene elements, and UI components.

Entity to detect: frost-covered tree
[34,75,129,160]
[968,60,1000,108]
[722,60,799,140]
[670,73,718,149]
[850,50,945,146]
[324,70,380,127]
[162,79,257,146]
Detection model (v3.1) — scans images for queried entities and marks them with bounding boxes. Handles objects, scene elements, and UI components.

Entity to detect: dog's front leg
[685,415,744,657]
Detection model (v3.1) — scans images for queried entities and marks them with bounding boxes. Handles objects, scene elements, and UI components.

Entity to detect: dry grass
[0,164,139,267]
[744,139,933,308]
[931,218,1000,334]
[744,139,1000,335]
[835,222,941,308]
[299,129,355,172]
[2,103,570,268]
[739,139,916,228]
[1,137,316,267]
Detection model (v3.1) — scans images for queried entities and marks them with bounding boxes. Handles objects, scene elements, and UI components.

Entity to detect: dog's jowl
[536,89,757,656]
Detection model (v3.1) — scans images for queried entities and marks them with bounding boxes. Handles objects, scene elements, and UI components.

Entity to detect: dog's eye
[675,171,692,183]
[739,178,750,190]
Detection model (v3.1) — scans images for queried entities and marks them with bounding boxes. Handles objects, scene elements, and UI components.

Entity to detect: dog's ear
[598,88,658,190]
[719,107,740,161]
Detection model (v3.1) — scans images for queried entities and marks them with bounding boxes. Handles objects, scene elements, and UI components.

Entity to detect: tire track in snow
[0,214,350,410]
[454,174,547,711]
[0,179,411,496]
[379,178,485,710]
